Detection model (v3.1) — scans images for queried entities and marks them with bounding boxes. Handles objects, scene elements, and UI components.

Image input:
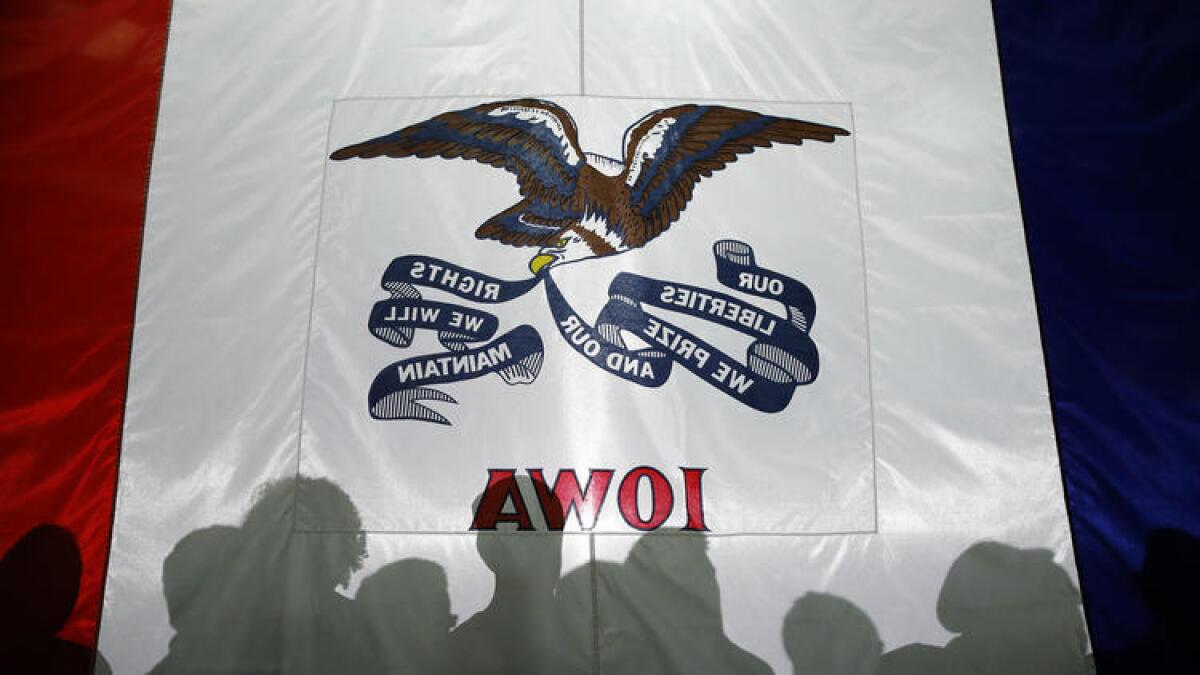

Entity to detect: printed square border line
[291,94,878,538]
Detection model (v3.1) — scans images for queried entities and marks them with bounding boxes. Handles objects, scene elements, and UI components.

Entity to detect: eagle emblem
[331,99,848,274]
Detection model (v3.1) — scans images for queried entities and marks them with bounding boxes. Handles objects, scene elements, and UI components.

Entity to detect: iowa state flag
[16,1,1194,673]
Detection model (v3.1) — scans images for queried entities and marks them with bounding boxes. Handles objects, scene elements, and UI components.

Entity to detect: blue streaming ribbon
[366,241,817,423]
[546,240,818,413]
[366,256,544,424]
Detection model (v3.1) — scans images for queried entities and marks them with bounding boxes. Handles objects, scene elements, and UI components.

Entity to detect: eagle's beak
[529,252,559,275]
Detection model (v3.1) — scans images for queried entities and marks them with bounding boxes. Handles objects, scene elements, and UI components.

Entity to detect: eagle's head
[528,231,598,275]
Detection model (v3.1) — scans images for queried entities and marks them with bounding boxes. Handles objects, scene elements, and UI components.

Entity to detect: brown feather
[619,106,849,243]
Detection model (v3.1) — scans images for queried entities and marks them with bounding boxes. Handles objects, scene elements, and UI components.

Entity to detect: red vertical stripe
[0,0,169,647]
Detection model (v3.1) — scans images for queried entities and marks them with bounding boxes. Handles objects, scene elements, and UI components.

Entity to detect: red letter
[680,467,709,531]
[470,469,534,531]
[528,469,615,531]
[618,466,674,531]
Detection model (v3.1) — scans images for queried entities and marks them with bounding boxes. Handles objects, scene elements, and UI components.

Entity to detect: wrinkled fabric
[0,0,168,652]
[994,1,1200,667]
[5,1,1096,673]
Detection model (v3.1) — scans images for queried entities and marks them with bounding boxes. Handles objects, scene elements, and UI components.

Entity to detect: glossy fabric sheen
[85,2,1092,673]
[0,0,168,648]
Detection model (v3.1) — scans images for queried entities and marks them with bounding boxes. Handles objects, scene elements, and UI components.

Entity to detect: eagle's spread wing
[620,105,849,242]
[330,99,584,245]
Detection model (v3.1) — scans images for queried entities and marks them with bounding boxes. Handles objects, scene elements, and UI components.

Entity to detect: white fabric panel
[100,1,1086,674]
[304,96,872,534]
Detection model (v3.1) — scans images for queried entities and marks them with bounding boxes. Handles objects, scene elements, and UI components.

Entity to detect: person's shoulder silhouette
[150,475,369,675]
[604,529,773,675]
[0,524,106,675]
[449,475,568,675]
[878,643,948,675]
[556,560,627,674]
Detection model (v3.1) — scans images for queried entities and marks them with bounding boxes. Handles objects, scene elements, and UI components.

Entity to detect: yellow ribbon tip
[529,253,558,275]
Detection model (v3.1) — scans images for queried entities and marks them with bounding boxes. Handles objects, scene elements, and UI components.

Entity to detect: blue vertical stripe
[993,1,1200,669]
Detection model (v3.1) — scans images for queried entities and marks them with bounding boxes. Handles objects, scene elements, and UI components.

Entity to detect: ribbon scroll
[367,256,544,424]
[547,240,818,413]
[366,241,818,424]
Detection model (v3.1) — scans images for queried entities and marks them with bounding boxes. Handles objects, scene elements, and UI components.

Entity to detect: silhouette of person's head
[783,592,881,675]
[357,558,455,675]
[150,475,366,675]
[936,541,1088,672]
[243,475,366,589]
[623,529,719,624]
[160,525,237,630]
[0,524,80,645]
[358,558,455,637]
[450,476,568,675]
[0,524,109,674]
[471,475,563,593]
